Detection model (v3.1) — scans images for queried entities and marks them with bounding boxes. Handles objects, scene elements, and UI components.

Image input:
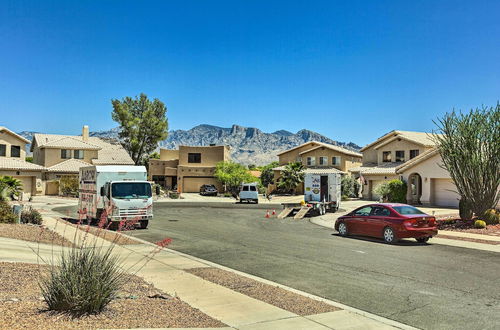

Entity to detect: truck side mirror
[100,186,106,197]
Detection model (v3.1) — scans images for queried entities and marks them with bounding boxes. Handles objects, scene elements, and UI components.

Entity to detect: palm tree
[277,162,305,194]
[0,176,23,201]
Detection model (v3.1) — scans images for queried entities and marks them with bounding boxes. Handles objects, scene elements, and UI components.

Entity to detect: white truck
[303,171,341,215]
[78,165,153,229]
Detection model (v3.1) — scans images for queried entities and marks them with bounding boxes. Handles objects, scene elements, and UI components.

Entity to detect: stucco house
[31,125,134,195]
[0,126,45,198]
[270,141,362,194]
[148,145,230,193]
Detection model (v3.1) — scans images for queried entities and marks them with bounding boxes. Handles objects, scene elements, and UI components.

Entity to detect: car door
[366,206,391,237]
[348,206,373,235]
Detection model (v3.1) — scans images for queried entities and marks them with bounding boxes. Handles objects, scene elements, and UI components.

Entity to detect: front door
[320,176,328,202]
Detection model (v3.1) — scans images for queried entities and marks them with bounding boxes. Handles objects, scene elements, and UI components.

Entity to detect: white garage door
[183,177,220,193]
[371,180,385,201]
[432,179,460,207]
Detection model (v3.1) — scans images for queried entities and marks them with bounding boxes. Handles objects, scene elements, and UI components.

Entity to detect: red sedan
[334,203,438,244]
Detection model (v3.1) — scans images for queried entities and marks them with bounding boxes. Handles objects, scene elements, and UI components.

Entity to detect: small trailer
[278,170,342,219]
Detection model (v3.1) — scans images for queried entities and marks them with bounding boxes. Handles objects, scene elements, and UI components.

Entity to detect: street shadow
[330,233,433,246]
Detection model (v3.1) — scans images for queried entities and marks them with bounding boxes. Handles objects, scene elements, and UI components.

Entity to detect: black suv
[200,184,218,196]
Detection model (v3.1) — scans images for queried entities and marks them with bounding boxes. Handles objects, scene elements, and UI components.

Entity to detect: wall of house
[375,139,432,165]
[177,165,222,192]
[278,142,321,165]
[178,146,229,167]
[0,169,44,197]
[41,148,97,167]
[0,132,27,159]
[159,149,179,160]
[148,159,179,179]
[299,147,361,171]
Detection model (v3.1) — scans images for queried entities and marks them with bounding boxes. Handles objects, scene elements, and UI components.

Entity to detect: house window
[74,150,84,159]
[61,149,71,159]
[11,145,21,158]
[188,153,201,163]
[382,151,392,162]
[306,157,316,166]
[319,156,328,165]
[332,156,341,166]
[0,144,5,157]
[410,149,420,159]
[395,150,405,162]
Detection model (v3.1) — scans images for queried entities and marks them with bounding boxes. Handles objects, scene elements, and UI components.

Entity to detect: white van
[239,183,259,204]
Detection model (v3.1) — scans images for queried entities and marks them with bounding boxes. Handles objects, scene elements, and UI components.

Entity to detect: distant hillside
[18,124,360,165]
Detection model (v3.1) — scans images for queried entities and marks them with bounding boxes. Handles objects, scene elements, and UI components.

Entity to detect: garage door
[370,180,385,201]
[14,176,33,199]
[182,177,220,193]
[432,179,460,207]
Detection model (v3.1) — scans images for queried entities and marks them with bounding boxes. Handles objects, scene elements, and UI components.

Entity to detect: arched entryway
[408,173,422,204]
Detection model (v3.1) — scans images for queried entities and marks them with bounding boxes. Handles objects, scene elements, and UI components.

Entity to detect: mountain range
[18,124,361,165]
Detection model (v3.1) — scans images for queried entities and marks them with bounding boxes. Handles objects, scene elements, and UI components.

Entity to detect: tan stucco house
[0,126,45,198]
[31,126,134,195]
[270,141,362,193]
[148,145,230,193]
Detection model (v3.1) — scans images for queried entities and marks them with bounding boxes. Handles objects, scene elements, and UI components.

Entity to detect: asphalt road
[55,203,500,330]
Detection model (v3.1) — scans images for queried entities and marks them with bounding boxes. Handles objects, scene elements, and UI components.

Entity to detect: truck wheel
[140,220,149,229]
[254,199,259,204]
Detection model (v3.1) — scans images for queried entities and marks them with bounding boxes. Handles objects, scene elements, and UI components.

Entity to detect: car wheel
[416,237,430,244]
[383,227,397,244]
[338,222,348,237]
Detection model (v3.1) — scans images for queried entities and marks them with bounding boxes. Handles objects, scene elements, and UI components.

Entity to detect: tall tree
[111,93,168,165]
[277,162,304,194]
[260,161,279,188]
[214,161,256,196]
[433,104,500,216]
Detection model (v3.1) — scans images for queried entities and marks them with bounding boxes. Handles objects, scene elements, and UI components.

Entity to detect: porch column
[420,177,432,206]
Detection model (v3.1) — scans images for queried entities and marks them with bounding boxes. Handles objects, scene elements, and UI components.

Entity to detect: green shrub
[483,209,500,225]
[374,179,407,203]
[39,246,126,316]
[0,201,16,223]
[21,207,43,225]
[474,219,487,229]
[59,176,79,197]
[459,198,473,220]
[169,191,179,199]
[341,175,360,198]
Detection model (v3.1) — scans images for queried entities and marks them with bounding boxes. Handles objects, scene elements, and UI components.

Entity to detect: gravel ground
[0,262,226,329]
[0,223,73,247]
[187,267,340,316]
[437,219,500,236]
[58,218,142,245]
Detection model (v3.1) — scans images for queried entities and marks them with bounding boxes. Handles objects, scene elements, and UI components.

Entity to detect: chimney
[82,125,89,142]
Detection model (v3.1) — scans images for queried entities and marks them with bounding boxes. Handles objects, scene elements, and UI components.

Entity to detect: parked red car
[334,203,438,244]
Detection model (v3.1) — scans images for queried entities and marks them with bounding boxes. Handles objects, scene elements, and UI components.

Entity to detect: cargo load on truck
[78,165,153,229]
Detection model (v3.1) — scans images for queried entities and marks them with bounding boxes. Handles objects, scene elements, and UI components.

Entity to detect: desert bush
[474,219,487,229]
[0,201,16,223]
[40,246,126,316]
[169,191,179,199]
[483,209,500,225]
[21,207,43,225]
[374,179,407,203]
[459,198,473,221]
[341,175,360,198]
[59,176,79,197]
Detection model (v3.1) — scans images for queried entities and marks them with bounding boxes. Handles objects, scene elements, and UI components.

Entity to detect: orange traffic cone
[265,210,270,218]
[272,209,276,216]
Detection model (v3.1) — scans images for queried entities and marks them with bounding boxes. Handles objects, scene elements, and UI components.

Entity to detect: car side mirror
[100,186,106,197]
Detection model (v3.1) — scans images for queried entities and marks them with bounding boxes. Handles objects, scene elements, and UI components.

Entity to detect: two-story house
[0,126,45,198]
[31,126,134,195]
[271,141,362,194]
[350,130,439,203]
[148,145,230,193]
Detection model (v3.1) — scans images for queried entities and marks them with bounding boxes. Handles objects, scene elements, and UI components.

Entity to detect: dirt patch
[0,262,226,329]
[186,267,340,316]
[437,219,500,236]
[0,224,73,247]
[436,234,500,245]
[57,218,142,245]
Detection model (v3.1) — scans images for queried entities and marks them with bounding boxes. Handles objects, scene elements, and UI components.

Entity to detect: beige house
[148,145,230,193]
[271,141,362,194]
[31,126,134,195]
[0,126,44,198]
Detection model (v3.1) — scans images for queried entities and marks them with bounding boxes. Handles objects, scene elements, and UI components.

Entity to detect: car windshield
[392,206,426,215]
[111,182,152,199]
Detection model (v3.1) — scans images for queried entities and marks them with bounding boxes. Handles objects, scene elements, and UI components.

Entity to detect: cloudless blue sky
[1,0,498,146]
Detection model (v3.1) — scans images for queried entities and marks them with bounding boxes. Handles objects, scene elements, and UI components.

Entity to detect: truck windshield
[111,182,152,199]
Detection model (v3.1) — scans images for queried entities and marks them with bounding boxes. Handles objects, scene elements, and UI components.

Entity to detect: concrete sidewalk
[0,213,414,329]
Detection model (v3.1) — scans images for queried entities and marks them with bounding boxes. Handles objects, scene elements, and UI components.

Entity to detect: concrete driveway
[55,202,497,330]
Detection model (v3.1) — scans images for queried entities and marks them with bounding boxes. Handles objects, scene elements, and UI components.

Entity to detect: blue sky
[0,0,498,146]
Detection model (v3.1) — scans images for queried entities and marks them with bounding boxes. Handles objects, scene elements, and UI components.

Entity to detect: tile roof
[396,148,440,173]
[0,158,44,171]
[272,166,344,174]
[33,134,101,150]
[0,127,31,144]
[350,162,403,175]
[277,141,362,158]
[45,159,91,173]
[360,130,438,152]
[88,137,134,165]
